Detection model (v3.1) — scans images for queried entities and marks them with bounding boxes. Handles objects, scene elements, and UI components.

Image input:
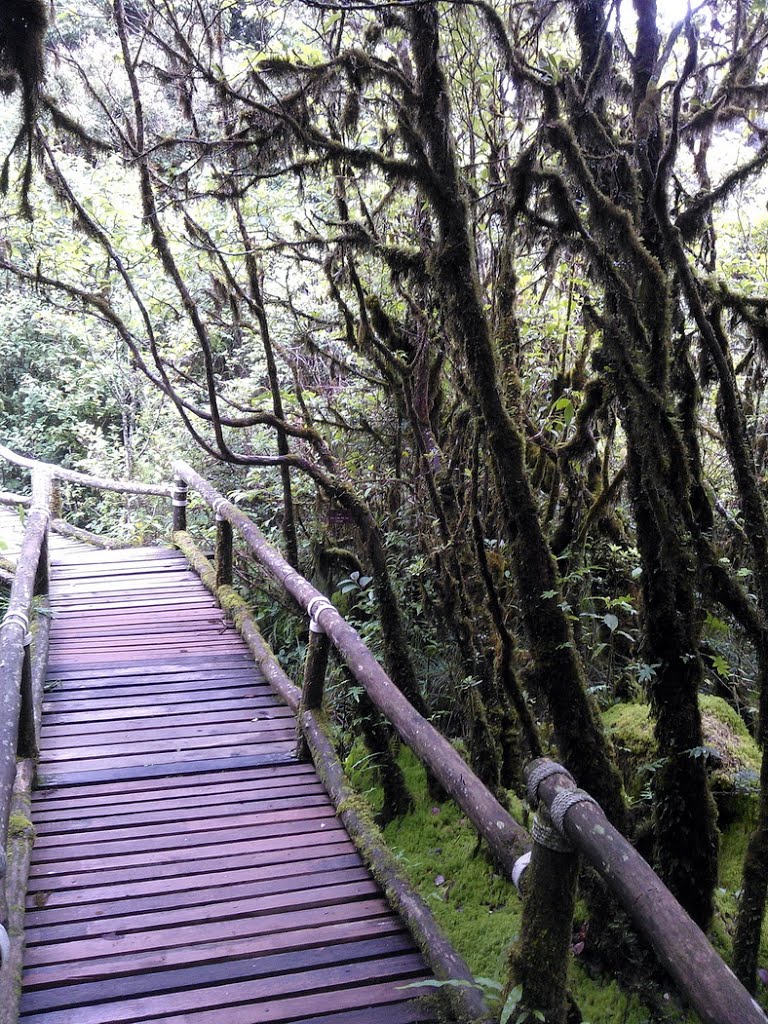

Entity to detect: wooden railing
[172,460,768,1024]
[0,471,50,919]
[0,445,766,1024]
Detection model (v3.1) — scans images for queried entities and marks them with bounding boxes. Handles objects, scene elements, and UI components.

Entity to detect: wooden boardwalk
[12,540,434,1023]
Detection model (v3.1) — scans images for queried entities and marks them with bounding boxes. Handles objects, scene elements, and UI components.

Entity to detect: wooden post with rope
[297,598,332,761]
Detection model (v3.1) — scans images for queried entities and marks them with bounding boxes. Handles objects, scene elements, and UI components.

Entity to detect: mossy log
[0,760,35,1024]
[174,530,491,1023]
[172,464,529,869]
[530,759,768,1024]
[50,519,125,550]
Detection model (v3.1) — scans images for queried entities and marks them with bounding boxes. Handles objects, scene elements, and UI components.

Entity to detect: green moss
[700,695,760,774]
[602,698,760,809]
[712,814,768,987]
[601,703,656,799]
[7,813,34,839]
[345,743,667,1022]
[601,702,653,744]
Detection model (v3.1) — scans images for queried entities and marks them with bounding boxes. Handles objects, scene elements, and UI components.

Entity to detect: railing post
[49,479,61,520]
[17,637,37,760]
[172,476,188,533]
[33,531,48,597]
[296,598,333,761]
[509,761,581,1024]
[215,504,233,588]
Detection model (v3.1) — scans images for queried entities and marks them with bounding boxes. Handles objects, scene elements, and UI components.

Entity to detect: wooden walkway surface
[10,536,434,1023]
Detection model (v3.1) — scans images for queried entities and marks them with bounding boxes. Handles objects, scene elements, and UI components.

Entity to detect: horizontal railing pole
[50,520,125,549]
[173,460,529,871]
[0,491,30,508]
[0,470,51,928]
[528,759,768,1024]
[0,443,172,498]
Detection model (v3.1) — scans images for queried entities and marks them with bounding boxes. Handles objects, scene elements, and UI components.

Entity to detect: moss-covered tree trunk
[406,3,625,826]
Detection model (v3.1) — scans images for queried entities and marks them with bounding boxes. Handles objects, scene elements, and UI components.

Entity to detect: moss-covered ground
[345,741,701,1023]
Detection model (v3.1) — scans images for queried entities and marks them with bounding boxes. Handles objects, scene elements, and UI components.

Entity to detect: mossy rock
[700,696,760,825]
[601,702,655,800]
[602,697,760,822]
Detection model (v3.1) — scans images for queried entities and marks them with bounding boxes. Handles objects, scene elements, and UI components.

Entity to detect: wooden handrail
[524,759,768,1024]
[0,443,172,498]
[0,492,30,508]
[0,470,51,934]
[172,459,530,872]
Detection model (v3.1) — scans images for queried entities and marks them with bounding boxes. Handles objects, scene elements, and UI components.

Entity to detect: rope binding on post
[522,759,582,861]
[512,850,532,893]
[550,788,599,834]
[526,759,574,806]
[531,806,574,853]
[172,479,189,507]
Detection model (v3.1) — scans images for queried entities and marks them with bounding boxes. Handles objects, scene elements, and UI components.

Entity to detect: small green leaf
[500,985,523,1024]
[603,613,619,632]
[711,653,731,678]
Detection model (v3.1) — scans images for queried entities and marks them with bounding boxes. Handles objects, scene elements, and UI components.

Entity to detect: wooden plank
[42,655,256,680]
[50,547,179,563]
[19,953,428,1023]
[32,803,337,852]
[40,722,295,758]
[40,701,290,731]
[25,853,366,914]
[29,778,325,819]
[45,654,254,676]
[32,792,331,836]
[32,762,317,803]
[279,1004,435,1024]
[47,620,232,640]
[42,676,266,699]
[22,897,394,967]
[25,878,382,946]
[26,836,357,895]
[41,706,294,737]
[21,914,405,989]
[19,933,415,1014]
[41,690,273,712]
[36,750,298,787]
[29,818,345,875]
[46,616,230,637]
[36,737,296,770]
